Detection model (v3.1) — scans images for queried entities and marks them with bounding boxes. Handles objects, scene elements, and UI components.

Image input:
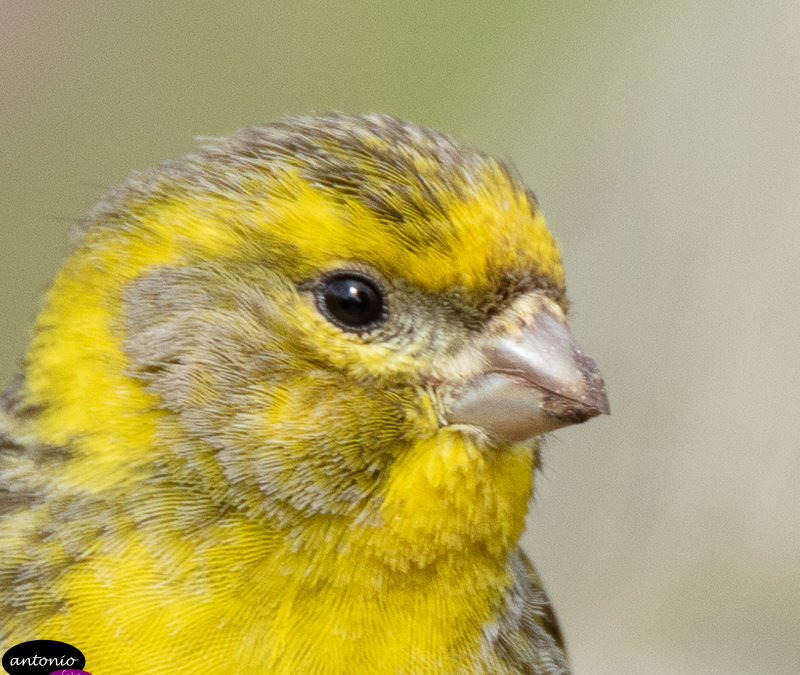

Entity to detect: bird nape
[0,113,608,675]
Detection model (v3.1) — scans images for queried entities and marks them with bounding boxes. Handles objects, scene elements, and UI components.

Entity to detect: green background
[2,2,798,672]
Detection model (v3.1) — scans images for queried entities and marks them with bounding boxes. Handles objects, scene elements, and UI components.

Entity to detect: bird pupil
[321,275,384,329]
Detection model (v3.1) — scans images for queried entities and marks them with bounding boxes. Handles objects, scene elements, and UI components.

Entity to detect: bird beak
[444,295,609,443]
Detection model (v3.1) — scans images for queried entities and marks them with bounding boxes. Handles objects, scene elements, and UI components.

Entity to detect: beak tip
[590,384,611,417]
[550,386,609,427]
[574,352,609,417]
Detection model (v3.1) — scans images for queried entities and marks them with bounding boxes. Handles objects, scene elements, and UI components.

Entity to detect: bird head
[22,114,607,546]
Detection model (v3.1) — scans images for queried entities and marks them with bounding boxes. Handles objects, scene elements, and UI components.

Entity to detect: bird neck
[234,429,537,672]
[271,428,536,590]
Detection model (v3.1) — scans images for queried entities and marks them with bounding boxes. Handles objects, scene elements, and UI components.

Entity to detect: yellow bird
[0,114,608,674]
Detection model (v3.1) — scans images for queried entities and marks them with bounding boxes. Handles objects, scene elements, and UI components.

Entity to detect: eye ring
[314,271,388,332]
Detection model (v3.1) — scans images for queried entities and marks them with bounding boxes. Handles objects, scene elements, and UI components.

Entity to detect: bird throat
[245,428,538,672]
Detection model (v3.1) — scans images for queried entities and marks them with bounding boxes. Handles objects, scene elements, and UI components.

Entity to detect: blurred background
[2,2,798,673]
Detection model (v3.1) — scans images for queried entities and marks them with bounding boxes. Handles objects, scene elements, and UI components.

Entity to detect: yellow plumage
[0,113,607,674]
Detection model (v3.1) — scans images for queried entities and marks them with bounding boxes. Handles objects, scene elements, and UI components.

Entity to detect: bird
[0,113,608,674]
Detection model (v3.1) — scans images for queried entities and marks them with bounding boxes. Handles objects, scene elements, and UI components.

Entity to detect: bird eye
[315,273,387,331]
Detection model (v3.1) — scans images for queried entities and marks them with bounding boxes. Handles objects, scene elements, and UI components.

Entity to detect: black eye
[316,273,387,331]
